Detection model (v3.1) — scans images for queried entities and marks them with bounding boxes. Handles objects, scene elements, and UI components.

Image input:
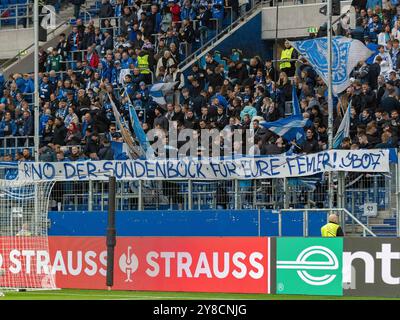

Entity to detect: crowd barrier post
[283,177,289,209]
[88,180,93,211]
[303,209,308,236]
[188,179,193,210]
[337,171,345,210]
[138,179,143,211]
[278,210,282,236]
[234,179,239,209]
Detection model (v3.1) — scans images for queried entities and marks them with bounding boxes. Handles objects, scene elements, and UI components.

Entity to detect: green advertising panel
[276,237,343,296]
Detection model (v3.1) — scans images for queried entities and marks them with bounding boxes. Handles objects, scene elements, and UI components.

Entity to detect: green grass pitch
[0,289,398,300]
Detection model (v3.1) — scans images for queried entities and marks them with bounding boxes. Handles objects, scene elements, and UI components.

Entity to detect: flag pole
[327,0,334,209]
[34,0,39,162]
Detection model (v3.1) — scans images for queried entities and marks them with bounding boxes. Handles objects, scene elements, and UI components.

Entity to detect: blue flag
[261,86,311,144]
[128,103,154,158]
[290,36,373,94]
[149,82,177,105]
[123,89,154,159]
[333,102,351,149]
[292,85,301,116]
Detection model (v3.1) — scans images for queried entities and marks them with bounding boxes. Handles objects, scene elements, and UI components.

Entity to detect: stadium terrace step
[369,224,398,237]
[366,233,397,237]
[383,219,397,225]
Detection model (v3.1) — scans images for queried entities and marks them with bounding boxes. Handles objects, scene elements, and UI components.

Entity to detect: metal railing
[38,158,398,237]
[0,2,96,71]
[44,178,379,237]
[178,0,271,72]
[0,148,395,236]
[0,3,33,29]
[279,208,376,237]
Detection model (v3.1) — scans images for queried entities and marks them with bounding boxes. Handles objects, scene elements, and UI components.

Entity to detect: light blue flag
[261,87,311,143]
[261,116,311,144]
[128,103,154,158]
[123,89,154,159]
[333,102,351,149]
[290,36,373,95]
[149,82,177,105]
[292,85,301,116]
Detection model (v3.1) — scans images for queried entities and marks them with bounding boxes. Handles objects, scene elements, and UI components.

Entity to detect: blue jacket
[212,0,224,19]
[22,78,34,103]
[367,21,382,42]
[0,120,17,137]
[128,28,138,43]
[153,12,162,33]
[101,60,117,84]
[121,57,134,69]
[181,7,196,21]
[40,114,50,135]
[22,116,34,136]
[15,77,26,93]
[39,82,51,100]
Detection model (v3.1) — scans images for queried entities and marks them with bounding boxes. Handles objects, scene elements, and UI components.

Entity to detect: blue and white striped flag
[149,82,177,105]
[292,85,301,116]
[290,36,373,95]
[261,116,311,143]
[128,103,155,158]
[122,87,154,159]
[333,102,351,149]
[261,86,311,143]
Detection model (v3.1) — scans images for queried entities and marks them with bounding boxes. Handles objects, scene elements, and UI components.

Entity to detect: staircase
[0,0,99,75]
[179,0,272,73]
[344,209,397,237]
[367,214,397,237]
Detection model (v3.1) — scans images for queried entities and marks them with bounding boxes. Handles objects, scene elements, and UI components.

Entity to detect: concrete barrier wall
[0,28,36,60]
[2,24,71,78]
[261,1,353,39]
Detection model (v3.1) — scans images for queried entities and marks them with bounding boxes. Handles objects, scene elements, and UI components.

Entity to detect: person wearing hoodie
[240,102,257,121]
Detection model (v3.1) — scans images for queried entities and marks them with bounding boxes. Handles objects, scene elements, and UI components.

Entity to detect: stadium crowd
[0,0,399,162]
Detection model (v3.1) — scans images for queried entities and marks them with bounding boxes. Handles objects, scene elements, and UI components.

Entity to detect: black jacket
[98,145,114,160]
[300,137,319,154]
[368,62,380,90]
[99,2,114,19]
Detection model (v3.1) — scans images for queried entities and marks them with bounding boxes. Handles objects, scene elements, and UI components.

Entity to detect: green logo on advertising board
[276,238,343,296]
